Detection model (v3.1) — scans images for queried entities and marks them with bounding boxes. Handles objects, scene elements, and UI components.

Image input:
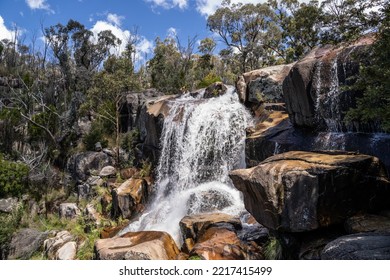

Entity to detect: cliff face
[283,36,375,132]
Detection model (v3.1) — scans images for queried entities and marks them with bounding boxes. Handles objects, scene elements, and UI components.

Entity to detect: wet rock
[204,82,227,98]
[187,190,234,215]
[136,95,176,166]
[230,151,390,232]
[345,214,390,234]
[44,231,74,260]
[59,203,81,219]
[67,151,114,181]
[246,110,290,166]
[321,232,390,260]
[189,227,261,260]
[283,36,374,130]
[94,231,179,260]
[56,241,77,260]
[247,64,295,106]
[111,178,150,219]
[7,229,48,259]
[0,197,18,213]
[99,165,116,177]
[180,213,241,247]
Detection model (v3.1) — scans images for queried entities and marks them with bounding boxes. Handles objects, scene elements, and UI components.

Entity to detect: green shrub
[198,72,222,88]
[0,204,23,248]
[82,122,108,151]
[139,160,152,178]
[0,155,29,198]
[264,237,283,260]
[121,129,139,152]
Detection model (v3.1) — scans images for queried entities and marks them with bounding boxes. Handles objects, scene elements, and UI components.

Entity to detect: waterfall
[121,87,252,244]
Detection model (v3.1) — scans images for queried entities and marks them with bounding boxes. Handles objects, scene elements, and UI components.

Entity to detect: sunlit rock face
[230,151,390,232]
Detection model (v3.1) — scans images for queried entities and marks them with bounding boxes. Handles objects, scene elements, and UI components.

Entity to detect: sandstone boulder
[321,233,390,260]
[190,227,245,260]
[180,213,241,252]
[230,151,390,232]
[111,178,150,219]
[44,231,74,260]
[56,241,77,260]
[94,231,179,260]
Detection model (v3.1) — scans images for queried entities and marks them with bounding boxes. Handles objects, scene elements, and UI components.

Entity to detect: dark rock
[67,151,114,181]
[135,95,176,166]
[230,151,390,232]
[95,142,102,152]
[236,64,294,105]
[121,88,165,133]
[345,214,390,234]
[77,183,91,199]
[7,229,48,259]
[283,36,375,130]
[321,232,390,260]
[204,82,227,98]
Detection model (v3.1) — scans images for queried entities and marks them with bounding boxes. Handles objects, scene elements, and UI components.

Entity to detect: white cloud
[167,27,177,38]
[90,18,154,67]
[91,20,130,54]
[134,37,154,66]
[25,0,54,13]
[136,37,154,54]
[196,0,266,17]
[107,13,124,27]
[145,0,188,10]
[195,0,320,17]
[0,16,15,41]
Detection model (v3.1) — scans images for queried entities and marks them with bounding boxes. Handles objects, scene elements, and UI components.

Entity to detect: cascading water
[121,87,252,244]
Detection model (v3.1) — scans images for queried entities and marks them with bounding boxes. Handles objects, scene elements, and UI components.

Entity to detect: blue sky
[0,0,271,64]
[0,0,317,65]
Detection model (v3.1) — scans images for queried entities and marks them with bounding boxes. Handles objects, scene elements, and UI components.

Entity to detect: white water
[121,87,252,244]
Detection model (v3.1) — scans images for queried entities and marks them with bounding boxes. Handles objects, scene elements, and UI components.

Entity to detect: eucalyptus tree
[207,0,281,72]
